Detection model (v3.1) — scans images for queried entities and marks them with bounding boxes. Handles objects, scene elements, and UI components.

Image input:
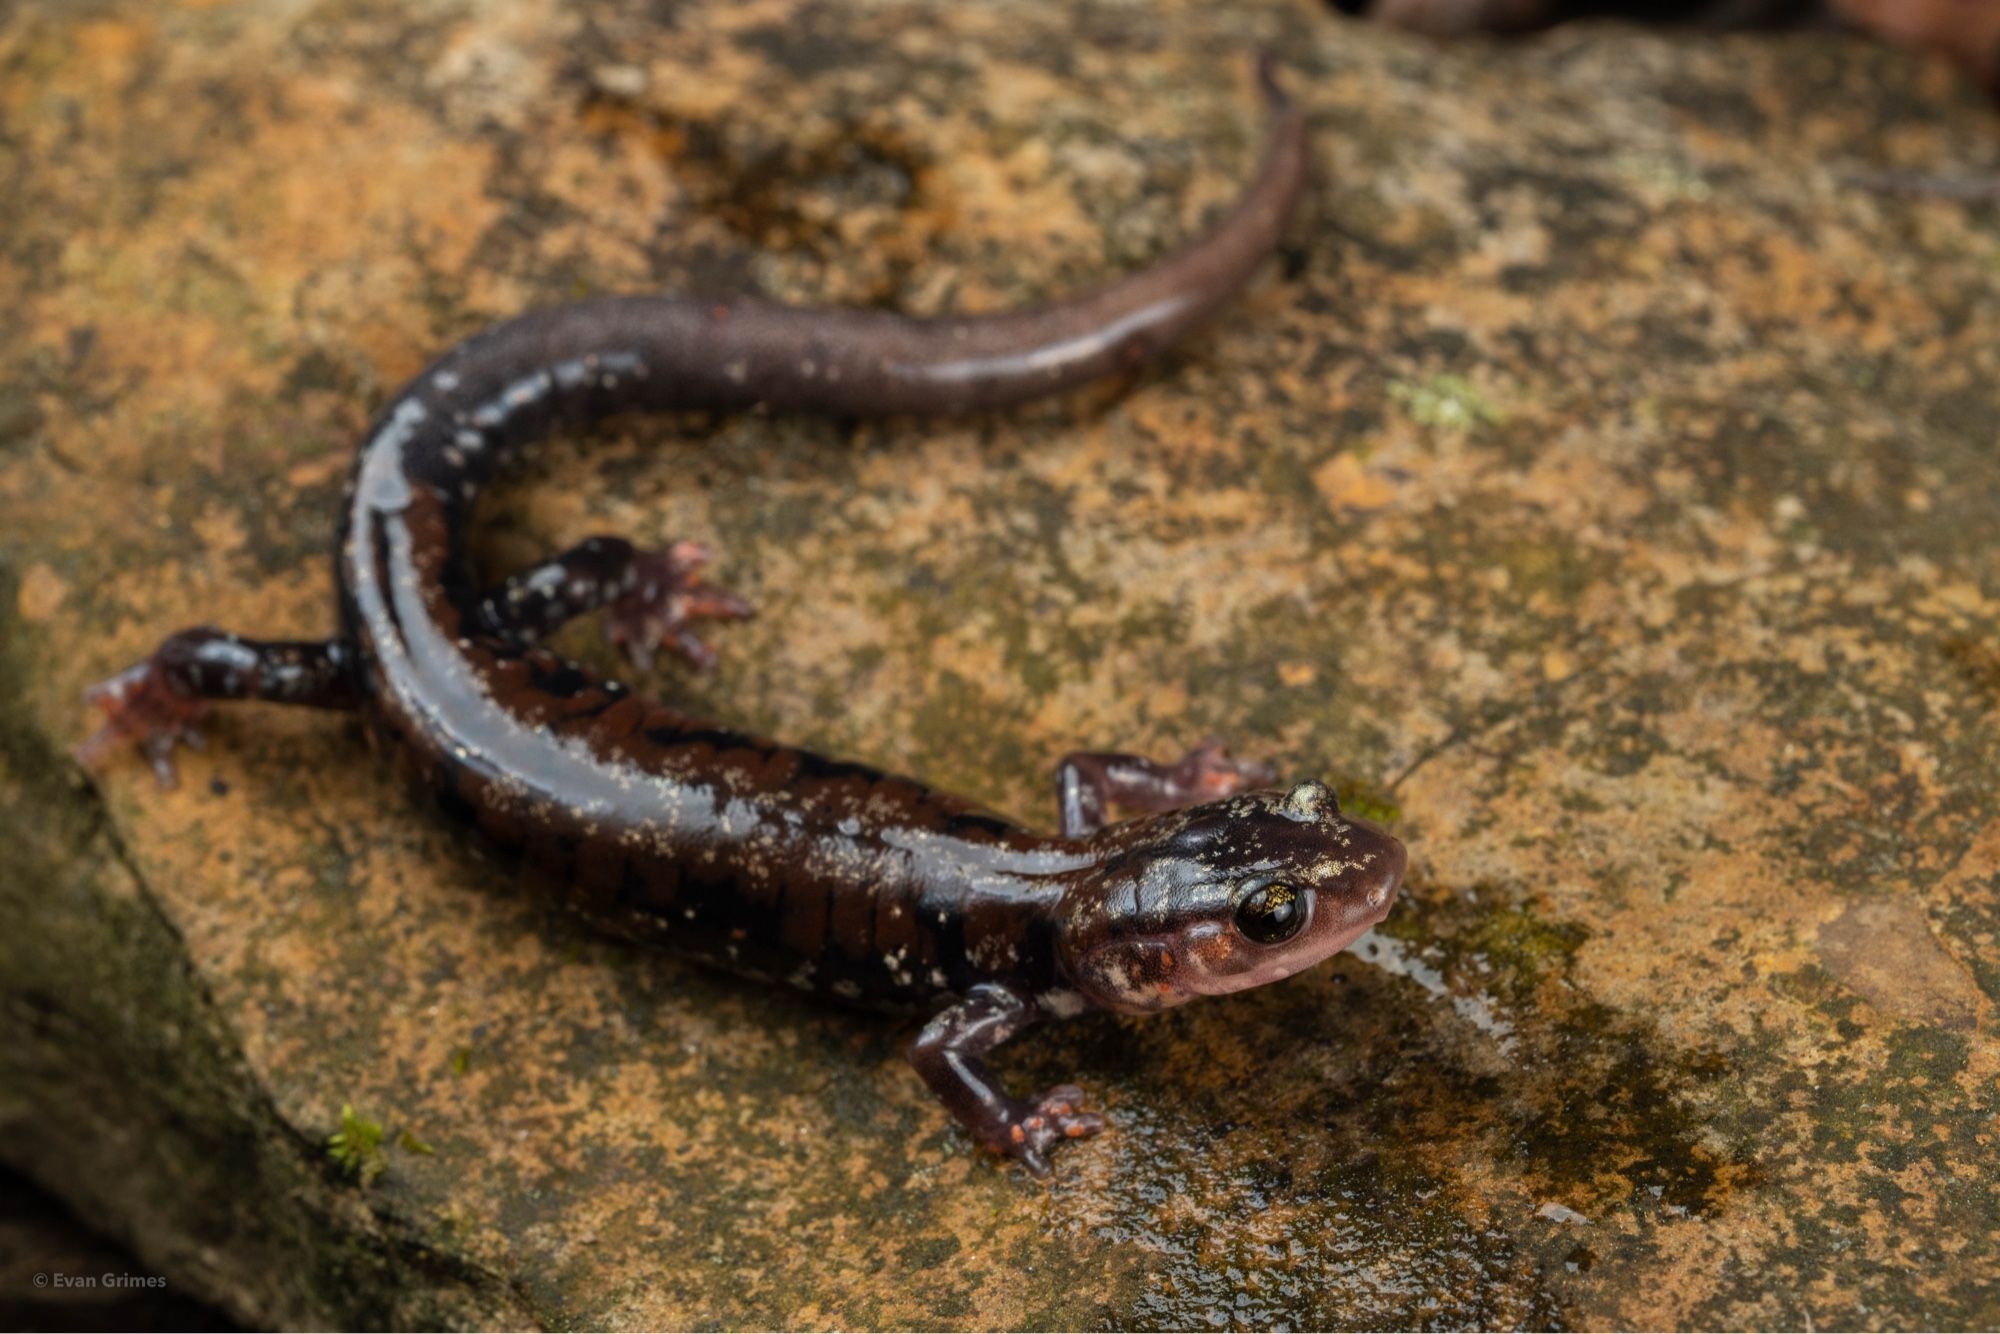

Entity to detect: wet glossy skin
[81,63,1407,1175]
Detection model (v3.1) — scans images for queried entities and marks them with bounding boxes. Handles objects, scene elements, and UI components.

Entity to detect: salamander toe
[603,539,755,673]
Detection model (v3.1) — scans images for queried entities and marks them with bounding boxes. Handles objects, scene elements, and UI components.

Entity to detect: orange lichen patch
[15,562,68,622]
[1312,451,1399,513]
[1277,661,1317,688]
[69,16,150,91]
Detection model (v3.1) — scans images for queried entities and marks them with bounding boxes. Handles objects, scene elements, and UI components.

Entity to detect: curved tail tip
[1254,50,1289,107]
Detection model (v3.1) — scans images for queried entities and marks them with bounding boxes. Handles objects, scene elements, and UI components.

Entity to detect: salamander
[78,59,1406,1176]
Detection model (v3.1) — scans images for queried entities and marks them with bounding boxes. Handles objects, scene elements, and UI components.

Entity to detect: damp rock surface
[3,1,1999,1328]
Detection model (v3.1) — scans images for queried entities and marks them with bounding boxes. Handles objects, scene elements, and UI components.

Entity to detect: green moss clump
[328,1104,387,1185]
[1389,375,1501,432]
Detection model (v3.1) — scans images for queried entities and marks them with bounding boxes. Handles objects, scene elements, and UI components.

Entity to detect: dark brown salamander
[79,60,1406,1176]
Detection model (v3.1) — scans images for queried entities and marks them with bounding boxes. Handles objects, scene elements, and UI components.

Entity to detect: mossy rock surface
[3,0,1999,1327]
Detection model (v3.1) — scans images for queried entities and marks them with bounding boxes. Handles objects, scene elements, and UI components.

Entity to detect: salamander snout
[1058,779,1407,1014]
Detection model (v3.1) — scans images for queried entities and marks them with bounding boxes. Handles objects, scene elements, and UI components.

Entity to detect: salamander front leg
[1055,740,1277,837]
[907,983,1103,1177]
[475,535,752,672]
[79,629,358,787]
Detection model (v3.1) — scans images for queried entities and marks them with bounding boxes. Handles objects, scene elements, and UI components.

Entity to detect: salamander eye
[1234,883,1306,945]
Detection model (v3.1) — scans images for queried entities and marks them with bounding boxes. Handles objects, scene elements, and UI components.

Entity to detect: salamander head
[1056,780,1404,1015]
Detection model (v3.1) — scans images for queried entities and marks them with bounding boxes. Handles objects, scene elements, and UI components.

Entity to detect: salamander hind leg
[907,984,1104,1178]
[78,629,358,787]
[477,535,752,673]
[1054,739,1278,838]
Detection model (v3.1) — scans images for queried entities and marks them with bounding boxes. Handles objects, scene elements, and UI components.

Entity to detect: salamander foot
[993,1083,1105,1178]
[604,540,754,673]
[908,985,1105,1178]
[77,657,208,788]
[76,629,356,787]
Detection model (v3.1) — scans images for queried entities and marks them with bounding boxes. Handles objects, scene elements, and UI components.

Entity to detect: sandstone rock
[3,0,1998,1326]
